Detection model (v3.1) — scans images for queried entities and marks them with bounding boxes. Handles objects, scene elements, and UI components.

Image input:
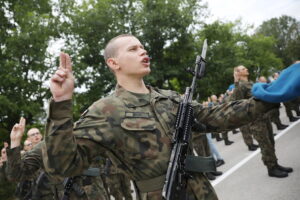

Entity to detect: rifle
[162,39,208,200]
[62,177,85,200]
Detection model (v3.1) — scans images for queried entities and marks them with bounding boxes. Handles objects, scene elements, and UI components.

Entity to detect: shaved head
[103,34,135,61]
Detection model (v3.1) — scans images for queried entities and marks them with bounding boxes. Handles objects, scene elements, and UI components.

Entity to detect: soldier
[273,72,300,122]
[0,143,9,181]
[6,117,109,200]
[258,75,289,130]
[43,34,282,200]
[232,65,293,178]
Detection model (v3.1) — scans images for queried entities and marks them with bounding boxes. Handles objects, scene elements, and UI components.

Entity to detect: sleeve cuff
[6,146,21,159]
[48,98,73,120]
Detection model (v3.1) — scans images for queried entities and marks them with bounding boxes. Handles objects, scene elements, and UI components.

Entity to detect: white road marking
[211,120,299,186]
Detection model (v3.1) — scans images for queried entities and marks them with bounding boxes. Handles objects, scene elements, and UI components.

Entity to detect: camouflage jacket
[6,142,108,200]
[231,80,253,100]
[42,84,276,200]
[0,162,7,182]
[231,80,274,120]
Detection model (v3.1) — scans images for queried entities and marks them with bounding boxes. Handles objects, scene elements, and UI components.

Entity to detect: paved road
[212,107,300,200]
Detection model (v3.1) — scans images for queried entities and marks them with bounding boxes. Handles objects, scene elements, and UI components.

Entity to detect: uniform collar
[114,84,173,108]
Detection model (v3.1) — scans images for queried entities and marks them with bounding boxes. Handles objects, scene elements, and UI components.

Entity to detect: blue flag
[252,63,300,103]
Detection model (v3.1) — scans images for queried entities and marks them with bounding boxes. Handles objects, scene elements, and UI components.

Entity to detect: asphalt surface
[212,107,300,200]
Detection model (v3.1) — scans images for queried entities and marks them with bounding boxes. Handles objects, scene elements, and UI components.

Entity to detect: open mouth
[142,57,150,64]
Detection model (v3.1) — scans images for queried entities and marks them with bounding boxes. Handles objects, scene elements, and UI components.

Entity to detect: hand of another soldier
[233,71,239,82]
[50,52,74,102]
[10,117,26,148]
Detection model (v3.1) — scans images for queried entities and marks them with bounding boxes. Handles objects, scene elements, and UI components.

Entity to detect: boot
[224,138,234,145]
[210,171,222,176]
[205,172,216,180]
[289,116,299,122]
[276,164,293,173]
[216,159,225,167]
[276,124,289,130]
[215,134,222,141]
[248,144,258,151]
[268,166,288,178]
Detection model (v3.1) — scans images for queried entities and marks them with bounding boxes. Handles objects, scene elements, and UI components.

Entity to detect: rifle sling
[185,155,216,173]
[135,155,215,193]
[136,175,166,193]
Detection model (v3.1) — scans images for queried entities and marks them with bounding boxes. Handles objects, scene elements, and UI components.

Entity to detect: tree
[256,15,300,66]
[194,21,282,99]
[61,0,208,117]
[0,1,59,196]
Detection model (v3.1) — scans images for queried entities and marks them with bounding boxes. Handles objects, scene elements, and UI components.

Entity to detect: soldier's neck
[239,76,248,81]
[117,77,149,94]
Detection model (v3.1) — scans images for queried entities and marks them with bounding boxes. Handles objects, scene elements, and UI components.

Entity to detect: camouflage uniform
[229,81,255,147]
[269,108,284,129]
[42,84,277,200]
[283,98,300,120]
[232,80,278,169]
[6,142,109,200]
[0,163,5,182]
[105,162,133,200]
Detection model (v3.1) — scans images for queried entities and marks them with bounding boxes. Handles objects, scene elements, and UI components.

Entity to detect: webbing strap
[185,155,216,173]
[82,168,100,177]
[136,175,166,193]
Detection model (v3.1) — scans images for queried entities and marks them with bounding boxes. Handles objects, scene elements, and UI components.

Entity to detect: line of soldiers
[0,118,134,200]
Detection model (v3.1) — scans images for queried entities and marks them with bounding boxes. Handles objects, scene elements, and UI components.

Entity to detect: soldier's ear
[106,58,120,72]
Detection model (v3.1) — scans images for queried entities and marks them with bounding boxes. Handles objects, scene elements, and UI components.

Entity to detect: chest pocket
[121,112,156,131]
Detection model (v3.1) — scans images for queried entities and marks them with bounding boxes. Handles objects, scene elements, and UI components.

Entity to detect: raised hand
[233,71,239,82]
[50,52,75,102]
[10,117,26,149]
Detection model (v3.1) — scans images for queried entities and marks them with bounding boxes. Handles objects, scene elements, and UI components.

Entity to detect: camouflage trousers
[239,125,254,146]
[249,119,277,169]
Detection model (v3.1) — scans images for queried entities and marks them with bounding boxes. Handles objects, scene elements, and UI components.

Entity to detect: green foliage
[256,15,300,66]
[0,1,59,196]
[194,21,281,99]
[60,0,207,117]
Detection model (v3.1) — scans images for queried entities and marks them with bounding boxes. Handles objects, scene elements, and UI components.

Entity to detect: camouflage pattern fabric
[6,144,53,200]
[6,142,108,200]
[283,99,300,119]
[105,170,133,200]
[269,108,283,128]
[0,163,6,182]
[232,80,278,169]
[239,125,254,146]
[42,84,277,200]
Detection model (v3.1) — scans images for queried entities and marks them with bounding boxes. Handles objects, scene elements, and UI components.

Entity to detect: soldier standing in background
[232,65,293,178]
[258,76,288,132]
[6,117,109,200]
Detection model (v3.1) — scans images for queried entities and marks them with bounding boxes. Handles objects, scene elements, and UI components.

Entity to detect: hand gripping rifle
[162,39,208,200]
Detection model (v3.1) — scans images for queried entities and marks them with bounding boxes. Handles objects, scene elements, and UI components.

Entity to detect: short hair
[103,34,135,61]
[234,65,244,72]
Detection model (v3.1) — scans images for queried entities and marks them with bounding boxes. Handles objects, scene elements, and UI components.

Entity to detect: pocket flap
[121,117,156,131]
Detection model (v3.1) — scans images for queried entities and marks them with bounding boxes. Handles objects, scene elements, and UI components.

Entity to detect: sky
[205,0,300,28]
